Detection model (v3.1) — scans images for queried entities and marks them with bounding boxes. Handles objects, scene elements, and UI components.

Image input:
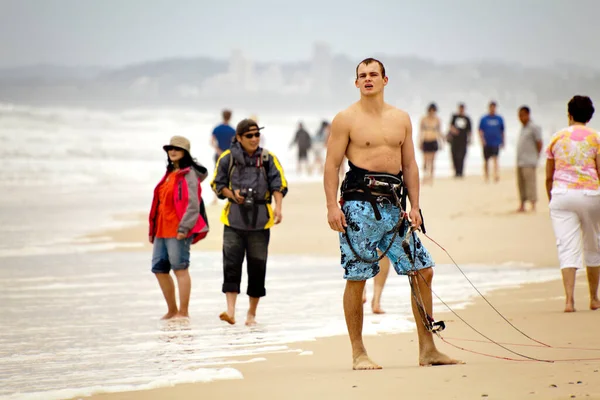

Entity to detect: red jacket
[149,167,208,244]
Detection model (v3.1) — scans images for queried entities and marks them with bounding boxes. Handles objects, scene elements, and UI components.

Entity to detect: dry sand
[82,169,600,400]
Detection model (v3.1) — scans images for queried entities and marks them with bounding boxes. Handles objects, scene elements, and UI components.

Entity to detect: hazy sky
[1,0,599,68]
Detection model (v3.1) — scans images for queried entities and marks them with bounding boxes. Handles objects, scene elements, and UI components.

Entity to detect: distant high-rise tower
[310,42,333,97]
[228,49,257,92]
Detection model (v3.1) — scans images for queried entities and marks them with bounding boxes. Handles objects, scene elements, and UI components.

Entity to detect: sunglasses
[165,146,184,152]
[242,132,261,139]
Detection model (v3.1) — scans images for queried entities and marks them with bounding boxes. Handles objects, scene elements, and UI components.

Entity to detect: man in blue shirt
[478,101,505,182]
[211,109,236,164]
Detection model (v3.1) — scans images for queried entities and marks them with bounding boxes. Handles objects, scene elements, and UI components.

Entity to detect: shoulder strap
[227,150,270,180]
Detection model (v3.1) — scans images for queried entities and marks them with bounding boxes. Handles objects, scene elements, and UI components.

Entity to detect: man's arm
[545,159,555,202]
[400,113,420,212]
[534,125,543,154]
[449,115,458,134]
[478,118,486,146]
[466,117,473,143]
[324,112,350,208]
[500,117,505,146]
[210,151,231,200]
[211,130,220,152]
[266,153,289,197]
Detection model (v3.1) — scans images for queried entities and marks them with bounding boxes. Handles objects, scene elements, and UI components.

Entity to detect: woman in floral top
[546,95,600,313]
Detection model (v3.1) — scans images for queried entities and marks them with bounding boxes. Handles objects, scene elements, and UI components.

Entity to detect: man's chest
[350,120,404,146]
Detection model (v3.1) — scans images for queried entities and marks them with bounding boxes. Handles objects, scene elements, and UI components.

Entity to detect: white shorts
[549,189,600,269]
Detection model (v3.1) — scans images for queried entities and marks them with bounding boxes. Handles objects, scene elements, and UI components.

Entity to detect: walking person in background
[211,109,236,204]
[211,109,236,164]
[149,136,209,320]
[290,122,312,175]
[479,101,505,183]
[311,120,330,174]
[447,103,472,178]
[363,254,391,314]
[516,106,543,212]
[546,95,600,313]
[419,103,443,185]
[211,119,288,326]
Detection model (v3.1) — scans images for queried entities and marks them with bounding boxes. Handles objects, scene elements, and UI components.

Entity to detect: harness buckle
[428,320,446,333]
[375,196,392,205]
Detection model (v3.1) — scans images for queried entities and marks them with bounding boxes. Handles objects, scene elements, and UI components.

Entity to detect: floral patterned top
[546,125,600,191]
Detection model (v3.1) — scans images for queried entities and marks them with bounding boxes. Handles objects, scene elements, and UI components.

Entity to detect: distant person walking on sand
[290,122,312,175]
[148,136,209,320]
[546,95,600,313]
[324,57,460,370]
[211,109,236,164]
[419,103,444,185]
[479,101,505,182]
[312,120,330,174]
[211,119,288,326]
[363,253,391,314]
[516,106,543,212]
[447,103,472,178]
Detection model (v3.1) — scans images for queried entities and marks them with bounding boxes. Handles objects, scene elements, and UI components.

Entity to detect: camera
[239,188,255,209]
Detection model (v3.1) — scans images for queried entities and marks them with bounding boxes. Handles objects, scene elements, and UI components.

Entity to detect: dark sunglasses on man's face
[243,132,261,139]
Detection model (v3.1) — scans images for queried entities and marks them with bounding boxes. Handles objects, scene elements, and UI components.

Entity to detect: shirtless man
[324,58,461,370]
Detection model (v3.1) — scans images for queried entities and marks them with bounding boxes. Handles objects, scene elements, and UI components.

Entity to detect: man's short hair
[519,106,530,114]
[356,58,386,79]
[222,109,232,121]
[489,101,497,107]
[568,95,595,123]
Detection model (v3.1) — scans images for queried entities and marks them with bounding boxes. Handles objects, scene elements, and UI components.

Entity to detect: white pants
[550,190,600,269]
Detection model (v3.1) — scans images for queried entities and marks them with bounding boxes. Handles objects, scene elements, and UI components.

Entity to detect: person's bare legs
[492,156,500,182]
[372,257,390,314]
[586,266,600,310]
[344,280,381,370]
[423,153,435,185]
[246,297,260,326]
[410,268,462,366]
[561,267,577,312]
[483,158,489,182]
[220,292,237,324]
[155,273,178,319]
[429,153,437,185]
[173,269,191,318]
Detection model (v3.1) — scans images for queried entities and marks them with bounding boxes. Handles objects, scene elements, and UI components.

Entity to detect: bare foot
[219,311,236,325]
[161,311,178,320]
[516,207,525,213]
[353,353,382,370]
[564,303,576,313]
[372,301,385,314]
[419,350,464,366]
[174,312,189,319]
[245,313,257,326]
[591,299,600,310]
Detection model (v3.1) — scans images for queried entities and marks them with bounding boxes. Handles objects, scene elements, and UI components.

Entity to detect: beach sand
[84,169,600,400]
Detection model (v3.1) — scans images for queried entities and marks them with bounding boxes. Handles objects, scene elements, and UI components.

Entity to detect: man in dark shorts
[211,109,236,164]
[478,101,505,182]
[290,122,312,174]
[324,57,461,370]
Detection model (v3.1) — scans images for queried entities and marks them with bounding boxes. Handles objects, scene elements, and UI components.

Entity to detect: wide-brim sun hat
[163,136,191,153]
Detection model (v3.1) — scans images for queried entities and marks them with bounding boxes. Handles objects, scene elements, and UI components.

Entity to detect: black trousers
[222,225,270,298]
[450,134,468,177]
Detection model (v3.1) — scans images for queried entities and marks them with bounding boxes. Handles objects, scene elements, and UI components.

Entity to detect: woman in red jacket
[149,136,208,320]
